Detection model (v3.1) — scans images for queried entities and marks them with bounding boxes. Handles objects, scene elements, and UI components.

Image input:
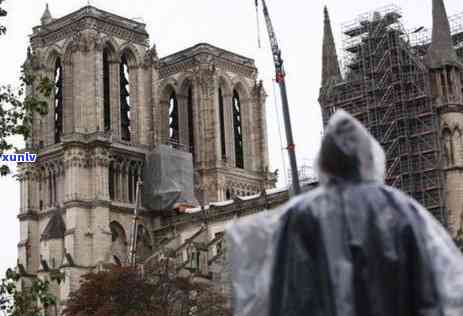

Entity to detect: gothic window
[218,88,226,160]
[128,164,140,204]
[120,53,131,141]
[128,167,134,203]
[187,86,195,156]
[48,174,52,206]
[109,162,115,200]
[443,128,453,166]
[54,58,63,143]
[169,91,179,144]
[441,72,447,98]
[188,246,200,270]
[52,173,57,204]
[232,90,244,168]
[103,47,111,131]
[446,66,453,95]
[110,221,127,264]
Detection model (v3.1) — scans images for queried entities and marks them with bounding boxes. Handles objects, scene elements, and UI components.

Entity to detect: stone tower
[426,0,463,236]
[319,2,463,236]
[17,4,274,304]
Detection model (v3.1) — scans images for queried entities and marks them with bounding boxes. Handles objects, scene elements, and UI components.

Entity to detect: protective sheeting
[143,145,198,211]
[227,110,463,316]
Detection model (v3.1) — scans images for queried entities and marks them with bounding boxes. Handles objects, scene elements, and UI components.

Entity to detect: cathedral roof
[160,43,256,68]
[41,212,66,241]
[321,6,342,85]
[425,0,462,69]
[32,5,148,46]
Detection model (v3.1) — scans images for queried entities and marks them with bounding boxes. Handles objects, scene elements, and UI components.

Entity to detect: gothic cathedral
[17,4,275,303]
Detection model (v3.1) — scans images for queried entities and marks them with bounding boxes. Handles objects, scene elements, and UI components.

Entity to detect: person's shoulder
[285,186,326,210]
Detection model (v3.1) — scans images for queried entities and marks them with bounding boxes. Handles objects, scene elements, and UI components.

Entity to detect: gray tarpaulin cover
[143,145,198,211]
[226,110,463,316]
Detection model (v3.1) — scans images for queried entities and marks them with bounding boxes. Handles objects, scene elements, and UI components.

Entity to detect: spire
[41,3,53,25]
[321,6,342,86]
[425,0,461,69]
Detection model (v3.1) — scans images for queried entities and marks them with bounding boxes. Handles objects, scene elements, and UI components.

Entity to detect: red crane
[255,0,301,194]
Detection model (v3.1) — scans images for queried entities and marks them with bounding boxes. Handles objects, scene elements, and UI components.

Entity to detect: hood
[316,110,385,184]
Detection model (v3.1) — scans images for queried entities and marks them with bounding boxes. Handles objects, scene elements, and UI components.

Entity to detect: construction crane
[255,0,301,194]
[128,180,143,266]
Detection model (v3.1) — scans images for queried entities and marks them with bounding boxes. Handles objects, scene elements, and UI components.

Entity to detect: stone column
[224,92,235,167]
[177,94,189,149]
[128,65,140,144]
[94,41,104,132]
[63,56,74,135]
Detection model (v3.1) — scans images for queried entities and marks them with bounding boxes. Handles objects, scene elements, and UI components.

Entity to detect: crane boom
[257,0,301,194]
[128,180,142,266]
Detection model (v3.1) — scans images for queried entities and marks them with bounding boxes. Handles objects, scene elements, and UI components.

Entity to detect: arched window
[109,162,115,200]
[110,221,127,264]
[187,86,195,156]
[128,164,140,204]
[218,88,226,160]
[225,189,231,200]
[103,47,111,131]
[54,58,63,143]
[113,256,122,266]
[120,53,131,141]
[169,91,179,143]
[232,90,244,168]
[443,128,453,166]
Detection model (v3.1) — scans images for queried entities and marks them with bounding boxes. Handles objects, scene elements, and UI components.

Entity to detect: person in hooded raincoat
[226,110,463,316]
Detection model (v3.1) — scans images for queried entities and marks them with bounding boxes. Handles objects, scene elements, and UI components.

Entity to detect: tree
[63,258,231,316]
[0,268,61,316]
[0,0,51,176]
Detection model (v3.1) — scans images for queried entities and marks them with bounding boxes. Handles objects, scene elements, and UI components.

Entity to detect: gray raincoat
[226,110,463,316]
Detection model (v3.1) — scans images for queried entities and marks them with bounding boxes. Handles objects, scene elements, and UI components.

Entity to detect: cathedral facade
[16,4,277,303]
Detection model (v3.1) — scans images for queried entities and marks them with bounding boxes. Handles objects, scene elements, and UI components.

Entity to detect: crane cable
[272,79,289,186]
[255,0,262,48]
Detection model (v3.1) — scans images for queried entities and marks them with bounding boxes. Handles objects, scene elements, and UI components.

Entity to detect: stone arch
[119,44,141,68]
[217,74,233,96]
[232,80,251,100]
[110,221,128,265]
[62,40,75,65]
[160,79,178,97]
[44,46,63,71]
[101,37,120,61]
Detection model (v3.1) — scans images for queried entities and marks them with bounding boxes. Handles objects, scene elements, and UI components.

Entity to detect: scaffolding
[321,5,453,222]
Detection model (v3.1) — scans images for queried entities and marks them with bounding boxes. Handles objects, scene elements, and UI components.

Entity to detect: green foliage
[0,1,6,36]
[0,268,63,316]
[63,260,231,316]
[0,0,52,176]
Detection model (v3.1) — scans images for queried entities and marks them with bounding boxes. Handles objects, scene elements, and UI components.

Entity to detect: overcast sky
[0,0,461,276]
